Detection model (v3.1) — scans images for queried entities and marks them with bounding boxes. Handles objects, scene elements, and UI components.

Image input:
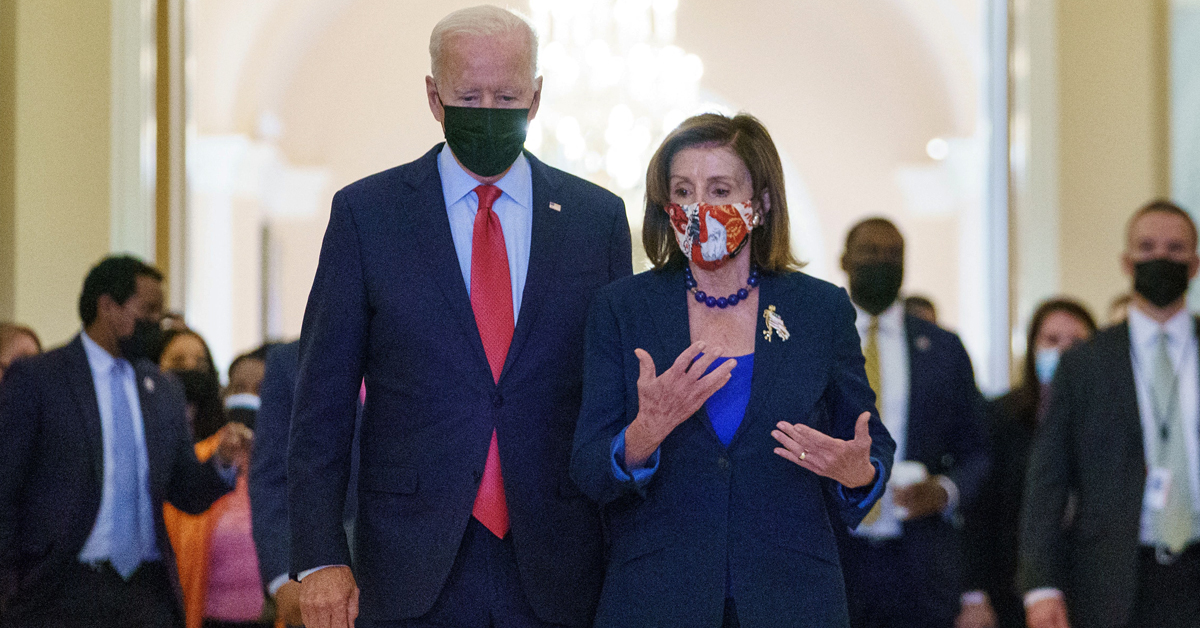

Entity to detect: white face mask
[1035,347,1061,385]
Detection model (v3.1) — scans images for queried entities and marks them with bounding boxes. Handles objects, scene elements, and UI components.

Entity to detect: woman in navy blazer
[571,113,896,628]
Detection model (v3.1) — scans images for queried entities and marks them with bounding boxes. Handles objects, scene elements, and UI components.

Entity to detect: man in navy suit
[249,340,360,626]
[288,6,632,628]
[834,218,989,628]
[0,256,244,628]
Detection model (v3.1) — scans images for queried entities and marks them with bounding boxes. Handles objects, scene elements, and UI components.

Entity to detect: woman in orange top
[159,330,271,628]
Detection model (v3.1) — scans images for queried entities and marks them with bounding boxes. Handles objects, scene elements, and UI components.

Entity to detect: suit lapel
[405,145,493,378]
[1103,323,1144,457]
[500,153,563,381]
[65,336,105,485]
[133,363,167,496]
[727,274,800,449]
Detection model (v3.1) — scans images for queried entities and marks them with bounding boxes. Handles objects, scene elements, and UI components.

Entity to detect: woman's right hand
[623,342,736,468]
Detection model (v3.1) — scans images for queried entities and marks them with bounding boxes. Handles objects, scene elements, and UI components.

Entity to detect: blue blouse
[701,353,754,446]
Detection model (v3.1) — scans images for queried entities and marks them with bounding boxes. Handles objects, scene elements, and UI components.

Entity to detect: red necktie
[469,184,512,538]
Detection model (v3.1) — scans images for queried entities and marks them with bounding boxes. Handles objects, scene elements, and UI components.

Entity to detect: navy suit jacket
[835,315,989,613]
[0,336,231,617]
[570,268,896,628]
[288,144,632,625]
[249,340,360,591]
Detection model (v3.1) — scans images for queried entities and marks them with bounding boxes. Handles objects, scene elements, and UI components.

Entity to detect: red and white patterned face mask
[664,201,760,271]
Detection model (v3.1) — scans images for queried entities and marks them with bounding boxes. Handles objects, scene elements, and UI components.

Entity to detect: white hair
[429,5,539,82]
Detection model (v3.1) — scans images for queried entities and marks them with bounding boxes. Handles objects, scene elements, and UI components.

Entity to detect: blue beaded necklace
[685,265,760,309]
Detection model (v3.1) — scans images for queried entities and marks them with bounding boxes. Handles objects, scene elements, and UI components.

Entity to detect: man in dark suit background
[288,6,632,628]
[249,340,359,627]
[834,218,989,628]
[0,256,246,628]
[1022,200,1200,628]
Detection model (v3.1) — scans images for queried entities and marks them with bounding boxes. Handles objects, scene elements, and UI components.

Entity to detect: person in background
[957,299,1096,628]
[904,295,938,325]
[0,323,41,384]
[224,346,271,430]
[161,330,264,628]
[159,329,224,442]
[1022,200,1200,628]
[835,217,990,628]
[249,341,361,627]
[0,255,243,627]
[1108,293,1133,327]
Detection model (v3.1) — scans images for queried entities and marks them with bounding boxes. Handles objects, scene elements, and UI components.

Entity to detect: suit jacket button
[473,469,483,483]
[717,457,730,471]
[492,394,503,408]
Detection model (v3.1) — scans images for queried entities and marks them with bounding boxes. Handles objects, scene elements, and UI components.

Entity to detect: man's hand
[955,596,997,628]
[1026,596,1070,628]
[771,412,876,488]
[299,566,358,628]
[276,580,304,627]
[893,476,949,520]
[214,421,253,469]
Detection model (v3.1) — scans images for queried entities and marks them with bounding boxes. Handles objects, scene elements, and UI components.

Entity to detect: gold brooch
[762,305,790,342]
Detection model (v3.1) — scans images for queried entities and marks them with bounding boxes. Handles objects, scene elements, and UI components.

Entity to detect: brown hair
[1013,298,1097,425]
[1126,199,1197,249]
[0,322,42,355]
[642,113,802,273]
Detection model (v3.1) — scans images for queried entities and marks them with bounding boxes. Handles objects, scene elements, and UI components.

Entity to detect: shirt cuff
[611,427,660,486]
[268,573,290,597]
[214,458,239,487]
[837,458,886,508]
[297,565,346,582]
[937,474,960,518]
[1024,588,1063,608]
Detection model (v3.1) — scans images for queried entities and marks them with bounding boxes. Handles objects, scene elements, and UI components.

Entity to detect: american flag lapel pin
[549,202,562,212]
[144,377,155,393]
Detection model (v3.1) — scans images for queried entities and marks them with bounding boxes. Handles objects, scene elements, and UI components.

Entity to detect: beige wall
[1055,0,1169,321]
[3,0,113,346]
[0,0,15,322]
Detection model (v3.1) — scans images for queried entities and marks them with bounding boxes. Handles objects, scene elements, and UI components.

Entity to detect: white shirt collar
[437,143,532,211]
[80,329,123,376]
[1128,304,1195,351]
[854,300,905,335]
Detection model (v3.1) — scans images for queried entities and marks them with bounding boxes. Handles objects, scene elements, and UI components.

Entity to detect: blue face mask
[1035,348,1061,385]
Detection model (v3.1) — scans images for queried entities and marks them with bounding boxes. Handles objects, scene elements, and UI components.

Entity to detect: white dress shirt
[77,330,161,565]
[851,301,910,540]
[1128,306,1200,542]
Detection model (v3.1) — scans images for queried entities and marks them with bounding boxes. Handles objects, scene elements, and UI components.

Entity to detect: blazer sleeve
[0,360,40,574]
[571,287,648,505]
[163,375,232,515]
[249,342,297,589]
[960,401,1008,593]
[1018,348,1079,593]
[288,190,369,574]
[941,334,990,509]
[1012,345,1080,593]
[606,197,633,282]
[821,288,895,529]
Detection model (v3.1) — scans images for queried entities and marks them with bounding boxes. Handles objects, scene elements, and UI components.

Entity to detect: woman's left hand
[771,411,876,488]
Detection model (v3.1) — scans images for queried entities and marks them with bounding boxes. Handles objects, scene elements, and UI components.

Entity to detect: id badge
[1145,466,1173,511]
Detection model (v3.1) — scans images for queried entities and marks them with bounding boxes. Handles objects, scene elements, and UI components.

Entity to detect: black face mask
[225,407,257,431]
[172,368,225,441]
[850,261,904,316]
[442,103,530,178]
[118,318,164,363]
[1134,258,1191,308]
